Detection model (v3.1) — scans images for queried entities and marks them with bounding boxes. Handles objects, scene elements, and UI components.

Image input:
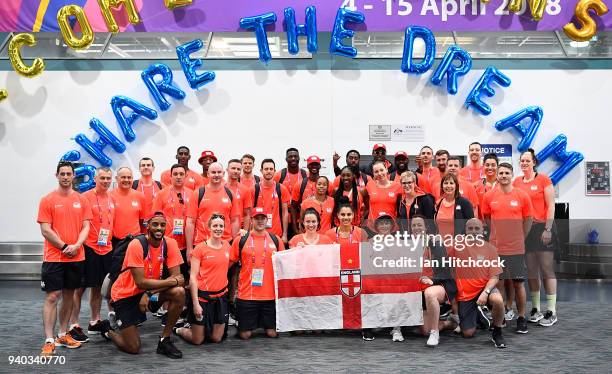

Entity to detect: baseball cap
[251,206,269,218]
[373,143,386,151]
[375,211,394,222]
[307,155,321,165]
[394,151,408,159]
[198,150,217,164]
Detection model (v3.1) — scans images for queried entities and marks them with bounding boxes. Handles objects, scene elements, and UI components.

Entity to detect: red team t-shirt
[161,169,203,191]
[111,189,146,239]
[366,182,402,220]
[188,186,241,243]
[300,197,335,233]
[132,180,162,219]
[152,187,195,250]
[226,182,253,228]
[250,183,291,237]
[455,242,502,301]
[512,174,553,223]
[288,233,334,248]
[192,241,231,302]
[82,190,115,255]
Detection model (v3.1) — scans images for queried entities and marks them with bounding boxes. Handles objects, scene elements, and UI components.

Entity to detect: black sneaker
[87,320,109,335]
[98,320,113,341]
[516,317,528,334]
[157,337,183,359]
[439,303,452,319]
[69,326,89,343]
[161,314,167,327]
[477,306,491,331]
[491,327,507,349]
[362,329,375,341]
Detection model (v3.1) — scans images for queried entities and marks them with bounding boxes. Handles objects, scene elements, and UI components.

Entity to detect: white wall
[0,68,610,242]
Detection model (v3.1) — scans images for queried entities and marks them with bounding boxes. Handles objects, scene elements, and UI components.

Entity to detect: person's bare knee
[462,328,476,338]
[239,330,252,340]
[46,291,61,304]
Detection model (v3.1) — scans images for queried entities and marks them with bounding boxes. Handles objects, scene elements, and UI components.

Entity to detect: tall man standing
[255,159,290,244]
[38,161,92,356]
[161,146,203,191]
[460,142,484,186]
[132,157,162,219]
[226,159,253,230]
[416,146,440,195]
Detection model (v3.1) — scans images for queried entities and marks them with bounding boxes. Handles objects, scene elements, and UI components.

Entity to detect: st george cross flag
[273,242,424,331]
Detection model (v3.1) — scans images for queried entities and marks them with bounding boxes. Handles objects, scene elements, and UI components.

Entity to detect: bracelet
[61,244,68,250]
[175,278,179,286]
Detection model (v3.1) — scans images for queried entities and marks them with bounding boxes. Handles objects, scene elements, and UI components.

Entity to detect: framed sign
[586,161,610,196]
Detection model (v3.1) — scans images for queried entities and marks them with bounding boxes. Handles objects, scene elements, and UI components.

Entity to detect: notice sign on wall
[369,125,391,141]
[369,124,424,142]
[481,144,513,164]
[586,161,610,196]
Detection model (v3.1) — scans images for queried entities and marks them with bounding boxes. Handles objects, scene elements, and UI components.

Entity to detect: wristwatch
[61,244,68,250]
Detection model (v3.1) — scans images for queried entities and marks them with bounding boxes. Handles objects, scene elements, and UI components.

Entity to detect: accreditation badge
[266,214,273,229]
[252,268,264,287]
[173,219,184,235]
[97,228,110,246]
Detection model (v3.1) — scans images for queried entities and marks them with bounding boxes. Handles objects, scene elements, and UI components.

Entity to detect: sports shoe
[426,330,439,347]
[516,317,528,334]
[450,313,460,325]
[228,315,237,326]
[55,334,82,349]
[156,337,182,359]
[69,325,89,343]
[108,311,118,330]
[491,327,506,349]
[154,306,167,318]
[538,311,558,327]
[528,308,544,323]
[391,327,404,342]
[439,303,452,319]
[505,308,516,321]
[477,306,491,331]
[362,329,375,341]
[87,320,109,335]
[41,341,55,356]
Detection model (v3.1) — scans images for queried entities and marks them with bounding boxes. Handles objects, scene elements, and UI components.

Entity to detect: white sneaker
[505,309,516,321]
[228,315,237,326]
[391,327,404,342]
[426,330,439,347]
[108,311,118,330]
[450,313,460,325]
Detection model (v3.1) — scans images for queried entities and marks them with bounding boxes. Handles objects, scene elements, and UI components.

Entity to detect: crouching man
[103,212,185,358]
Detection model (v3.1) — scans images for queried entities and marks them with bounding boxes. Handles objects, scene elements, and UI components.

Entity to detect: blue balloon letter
[495,106,543,152]
[430,46,472,95]
[74,118,126,167]
[141,63,186,111]
[239,12,277,63]
[536,135,584,185]
[176,39,216,90]
[110,96,158,143]
[60,151,96,192]
[284,6,318,54]
[329,8,365,58]
[464,66,512,116]
[401,26,436,75]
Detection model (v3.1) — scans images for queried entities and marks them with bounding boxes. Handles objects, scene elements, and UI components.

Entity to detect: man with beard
[361,143,395,176]
[161,146,203,191]
[332,150,371,191]
[198,150,217,186]
[460,142,484,187]
[389,151,410,182]
[416,146,440,196]
[275,148,307,239]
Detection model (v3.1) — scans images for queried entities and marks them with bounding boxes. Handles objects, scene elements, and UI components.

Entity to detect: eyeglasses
[211,213,225,220]
[177,193,184,205]
[401,181,414,185]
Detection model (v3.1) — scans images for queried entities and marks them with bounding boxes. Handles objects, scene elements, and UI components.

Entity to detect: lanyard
[94,191,112,226]
[336,227,354,244]
[146,240,166,279]
[250,235,268,267]
[483,179,497,192]
[261,183,279,211]
[168,187,187,218]
[286,171,302,194]
[141,180,158,199]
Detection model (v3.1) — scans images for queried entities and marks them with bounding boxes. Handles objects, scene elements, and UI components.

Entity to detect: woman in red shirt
[301,176,335,233]
[434,174,474,257]
[289,208,334,248]
[363,161,402,225]
[333,166,367,226]
[176,214,230,344]
[513,149,557,327]
[325,197,365,245]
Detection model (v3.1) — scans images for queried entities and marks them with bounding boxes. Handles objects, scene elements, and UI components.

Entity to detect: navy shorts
[236,299,275,332]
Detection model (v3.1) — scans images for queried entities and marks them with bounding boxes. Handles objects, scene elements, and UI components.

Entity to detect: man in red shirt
[417,146,440,195]
[332,150,371,190]
[361,143,395,176]
[198,150,217,186]
[427,149,449,197]
[105,212,185,358]
[481,163,533,334]
[240,154,260,190]
[445,156,480,217]
[37,161,92,356]
[255,159,290,244]
[69,167,115,343]
[290,155,324,234]
[231,207,285,340]
[161,146,203,191]
[460,142,484,187]
[132,157,162,219]
[226,159,253,230]
[111,167,146,243]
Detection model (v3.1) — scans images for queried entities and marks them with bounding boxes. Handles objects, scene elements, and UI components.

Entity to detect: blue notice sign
[481,144,513,164]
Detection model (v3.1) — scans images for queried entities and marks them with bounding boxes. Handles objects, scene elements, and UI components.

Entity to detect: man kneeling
[104,212,185,358]
[455,218,506,349]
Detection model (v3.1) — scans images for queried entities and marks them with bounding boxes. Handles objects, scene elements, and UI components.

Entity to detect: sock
[58,332,66,338]
[546,294,557,314]
[70,323,79,330]
[530,291,541,311]
[45,337,55,344]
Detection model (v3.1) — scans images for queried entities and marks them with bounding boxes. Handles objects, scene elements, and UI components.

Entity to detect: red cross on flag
[273,243,424,331]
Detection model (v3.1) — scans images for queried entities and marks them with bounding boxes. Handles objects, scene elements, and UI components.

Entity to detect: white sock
[45,337,55,344]
[58,332,66,338]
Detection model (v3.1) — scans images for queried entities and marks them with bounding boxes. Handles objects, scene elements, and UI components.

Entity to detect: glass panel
[558,31,612,58]
[206,32,311,59]
[454,31,565,58]
[354,32,455,58]
[0,32,109,59]
[102,32,210,59]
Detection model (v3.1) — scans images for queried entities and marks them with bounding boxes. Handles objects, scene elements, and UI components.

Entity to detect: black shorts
[112,293,147,330]
[189,297,229,333]
[525,222,558,252]
[236,299,275,332]
[458,287,499,331]
[83,245,113,288]
[499,254,527,281]
[41,261,84,292]
[179,249,190,281]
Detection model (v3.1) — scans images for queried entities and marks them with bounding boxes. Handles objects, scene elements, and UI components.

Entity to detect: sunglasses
[211,213,225,220]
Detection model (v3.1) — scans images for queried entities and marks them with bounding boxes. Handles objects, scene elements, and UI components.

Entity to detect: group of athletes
[36,142,559,358]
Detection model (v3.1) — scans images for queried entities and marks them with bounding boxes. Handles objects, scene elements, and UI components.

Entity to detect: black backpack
[197,185,234,206]
[253,182,284,229]
[278,168,307,184]
[132,180,162,191]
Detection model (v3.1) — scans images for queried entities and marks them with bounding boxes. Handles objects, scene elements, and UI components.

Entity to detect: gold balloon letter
[57,5,94,50]
[8,33,45,78]
[97,0,141,33]
[563,0,609,42]
[0,90,7,102]
[164,0,193,11]
[509,0,547,21]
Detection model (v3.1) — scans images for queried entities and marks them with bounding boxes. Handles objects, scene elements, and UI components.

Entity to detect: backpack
[278,168,307,184]
[253,182,283,229]
[197,185,234,206]
[101,234,167,299]
[132,179,162,191]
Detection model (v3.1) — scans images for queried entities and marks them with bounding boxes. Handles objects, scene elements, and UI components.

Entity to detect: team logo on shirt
[510,200,519,207]
[388,192,395,197]
[188,177,195,183]
[131,201,139,207]
[326,208,333,213]
[72,202,81,208]
[340,269,361,297]
[222,198,229,203]
[531,185,538,191]
[269,243,276,249]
